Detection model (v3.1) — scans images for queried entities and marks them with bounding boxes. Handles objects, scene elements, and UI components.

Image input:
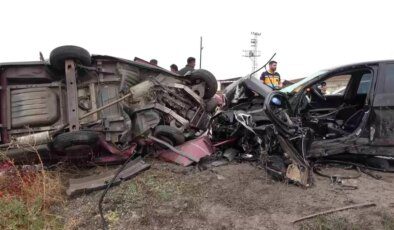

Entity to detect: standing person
[149,59,158,66]
[260,61,281,89]
[178,57,196,75]
[170,64,178,73]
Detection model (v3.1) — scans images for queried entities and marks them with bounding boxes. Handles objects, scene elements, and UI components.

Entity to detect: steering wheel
[311,85,326,101]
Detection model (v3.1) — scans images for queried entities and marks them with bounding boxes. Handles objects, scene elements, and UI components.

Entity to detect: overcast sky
[1,0,393,80]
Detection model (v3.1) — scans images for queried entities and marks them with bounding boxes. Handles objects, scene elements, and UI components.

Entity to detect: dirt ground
[60,158,394,230]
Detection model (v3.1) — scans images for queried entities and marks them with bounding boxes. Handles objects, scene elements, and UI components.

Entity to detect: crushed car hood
[223,75,272,106]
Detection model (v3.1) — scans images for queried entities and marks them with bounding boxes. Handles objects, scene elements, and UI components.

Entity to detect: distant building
[218,77,241,92]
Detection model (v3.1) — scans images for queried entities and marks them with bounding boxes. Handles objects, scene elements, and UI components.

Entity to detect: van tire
[190,69,217,99]
[52,131,99,152]
[154,125,185,146]
[50,45,91,71]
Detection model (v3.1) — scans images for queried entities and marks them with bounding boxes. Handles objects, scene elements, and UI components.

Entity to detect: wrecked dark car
[211,61,394,185]
[0,45,217,165]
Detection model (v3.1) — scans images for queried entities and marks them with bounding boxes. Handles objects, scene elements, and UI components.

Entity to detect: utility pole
[199,36,203,68]
[242,32,261,76]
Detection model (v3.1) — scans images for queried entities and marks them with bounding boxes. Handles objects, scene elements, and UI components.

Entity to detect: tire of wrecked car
[189,69,218,99]
[154,125,185,146]
[49,45,91,71]
[51,131,99,152]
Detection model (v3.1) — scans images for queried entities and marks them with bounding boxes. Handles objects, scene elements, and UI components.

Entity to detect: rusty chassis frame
[65,60,79,131]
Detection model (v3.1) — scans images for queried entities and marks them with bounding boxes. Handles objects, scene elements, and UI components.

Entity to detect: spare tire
[154,125,185,146]
[52,131,99,152]
[50,45,91,71]
[190,69,217,99]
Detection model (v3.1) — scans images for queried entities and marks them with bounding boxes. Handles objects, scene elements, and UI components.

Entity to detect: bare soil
[61,159,394,230]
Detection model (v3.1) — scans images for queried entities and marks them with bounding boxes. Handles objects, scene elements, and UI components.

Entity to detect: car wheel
[52,131,99,152]
[154,125,185,146]
[190,69,217,99]
[50,45,91,71]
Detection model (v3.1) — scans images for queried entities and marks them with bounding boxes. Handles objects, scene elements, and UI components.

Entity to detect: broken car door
[370,62,394,152]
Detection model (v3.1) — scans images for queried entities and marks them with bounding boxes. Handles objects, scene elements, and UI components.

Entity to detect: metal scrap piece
[158,135,214,166]
[286,163,310,186]
[234,111,256,134]
[66,157,150,196]
[292,202,376,224]
[223,148,239,162]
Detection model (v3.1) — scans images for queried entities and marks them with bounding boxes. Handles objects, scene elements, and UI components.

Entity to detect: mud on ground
[61,159,394,230]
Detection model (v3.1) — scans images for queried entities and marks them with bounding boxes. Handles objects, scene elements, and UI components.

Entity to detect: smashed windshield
[280,70,328,94]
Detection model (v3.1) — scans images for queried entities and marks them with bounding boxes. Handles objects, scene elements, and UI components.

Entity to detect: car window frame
[320,74,352,97]
[356,73,373,95]
[373,62,394,107]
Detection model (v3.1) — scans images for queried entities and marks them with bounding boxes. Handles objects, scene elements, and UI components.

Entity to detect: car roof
[326,60,394,72]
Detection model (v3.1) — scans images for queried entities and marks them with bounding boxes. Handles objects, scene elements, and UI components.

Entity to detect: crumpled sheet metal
[234,111,256,134]
[159,135,214,166]
[286,163,310,187]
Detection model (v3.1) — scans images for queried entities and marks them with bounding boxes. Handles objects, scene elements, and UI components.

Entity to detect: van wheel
[154,125,185,146]
[52,131,99,152]
[190,69,217,99]
[50,45,91,71]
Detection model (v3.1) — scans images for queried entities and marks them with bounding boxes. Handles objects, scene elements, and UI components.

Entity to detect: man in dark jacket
[178,57,196,75]
[260,61,281,89]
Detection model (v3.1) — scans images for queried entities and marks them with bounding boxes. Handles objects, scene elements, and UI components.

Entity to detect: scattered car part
[223,148,238,162]
[286,164,310,186]
[67,157,149,196]
[292,202,376,224]
[157,135,214,166]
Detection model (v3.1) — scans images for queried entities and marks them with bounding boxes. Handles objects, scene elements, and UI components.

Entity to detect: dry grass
[298,212,394,230]
[121,168,201,206]
[0,146,65,230]
[298,216,360,230]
